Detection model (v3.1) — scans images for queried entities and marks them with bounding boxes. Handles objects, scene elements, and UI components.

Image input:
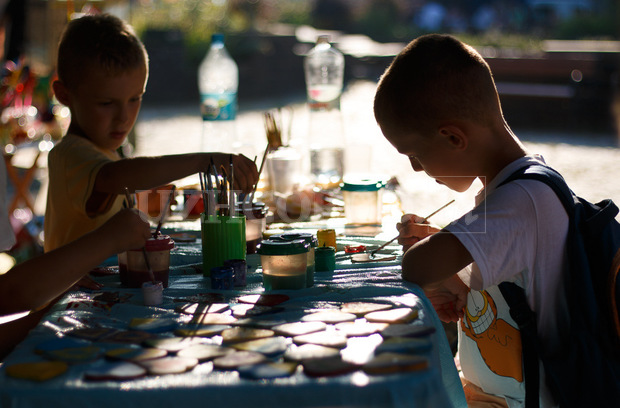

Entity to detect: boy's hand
[209,153,259,194]
[98,209,151,253]
[397,213,441,251]
[424,275,469,323]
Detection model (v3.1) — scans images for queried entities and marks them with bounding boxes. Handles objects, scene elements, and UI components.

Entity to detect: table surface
[0,228,466,408]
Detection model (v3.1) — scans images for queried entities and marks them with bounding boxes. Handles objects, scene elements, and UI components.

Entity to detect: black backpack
[497,164,620,408]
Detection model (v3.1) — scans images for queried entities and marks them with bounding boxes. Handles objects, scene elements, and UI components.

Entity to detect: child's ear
[52,80,71,107]
[438,125,468,150]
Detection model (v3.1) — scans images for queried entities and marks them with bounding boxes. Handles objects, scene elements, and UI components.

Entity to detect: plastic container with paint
[340,176,386,225]
[270,232,318,287]
[119,235,175,288]
[257,239,309,290]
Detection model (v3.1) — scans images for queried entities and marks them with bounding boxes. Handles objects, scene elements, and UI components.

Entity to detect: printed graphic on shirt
[461,289,523,382]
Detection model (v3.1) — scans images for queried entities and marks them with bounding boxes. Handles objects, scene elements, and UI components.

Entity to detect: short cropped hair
[56,13,148,90]
[374,34,502,137]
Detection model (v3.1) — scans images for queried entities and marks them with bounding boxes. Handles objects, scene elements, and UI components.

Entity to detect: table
[0,229,466,408]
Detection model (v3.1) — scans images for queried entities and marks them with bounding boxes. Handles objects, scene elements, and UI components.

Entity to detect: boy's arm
[402,231,472,289]
[90,153,258,209]
[0,209,151,315]
[402,231,472,322]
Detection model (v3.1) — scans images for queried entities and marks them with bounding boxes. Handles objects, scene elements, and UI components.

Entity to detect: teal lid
[340,177,386,192]
[272,232,317,247]
[257,239,309,255]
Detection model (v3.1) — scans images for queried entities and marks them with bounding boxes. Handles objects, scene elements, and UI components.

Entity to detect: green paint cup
[201,214,246,277]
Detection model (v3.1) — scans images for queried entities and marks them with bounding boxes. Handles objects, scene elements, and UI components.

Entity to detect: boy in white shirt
[373,34,568,407]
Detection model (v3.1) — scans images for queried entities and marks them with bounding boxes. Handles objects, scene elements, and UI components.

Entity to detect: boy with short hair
[44,14,258,252]
[374,34,568,407]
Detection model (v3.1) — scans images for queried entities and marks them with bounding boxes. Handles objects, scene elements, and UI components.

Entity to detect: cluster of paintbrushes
[199,155,236,218]
[264,107,292,150]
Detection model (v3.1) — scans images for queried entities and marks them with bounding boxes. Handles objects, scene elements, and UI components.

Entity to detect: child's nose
[117,104,131,123]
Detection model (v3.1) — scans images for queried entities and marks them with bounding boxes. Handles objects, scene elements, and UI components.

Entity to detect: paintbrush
[241,155,258,204]
[205,167,215,217]
[124,187,156,283]
[369,199,456,257]
[153,185,175,238]
[249,143,270,204]
[199,172,208,216]
[229,154,235,216]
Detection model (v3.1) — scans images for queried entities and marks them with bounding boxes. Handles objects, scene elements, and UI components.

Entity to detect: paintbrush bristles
[264,110,282,149]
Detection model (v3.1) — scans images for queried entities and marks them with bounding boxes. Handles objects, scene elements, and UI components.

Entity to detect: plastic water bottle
[198,33,239,153]
[304,35,345,189]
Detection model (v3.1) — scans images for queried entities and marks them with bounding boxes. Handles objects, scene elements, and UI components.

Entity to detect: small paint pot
[258,239,309,290]
[344,245,366,254]
[315,246,336,272]
[142,281,164,306]
[270,233,318,288]
[211,266,235,290]
[224,259,247,287]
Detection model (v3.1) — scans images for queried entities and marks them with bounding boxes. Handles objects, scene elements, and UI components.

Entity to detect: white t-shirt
[445,155,568,407]
[0,154,16,251]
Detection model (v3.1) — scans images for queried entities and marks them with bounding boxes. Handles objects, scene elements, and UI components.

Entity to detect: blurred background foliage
[127,0,619,59]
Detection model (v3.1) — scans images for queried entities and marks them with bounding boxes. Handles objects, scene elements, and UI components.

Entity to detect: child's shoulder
[49,134,117,162]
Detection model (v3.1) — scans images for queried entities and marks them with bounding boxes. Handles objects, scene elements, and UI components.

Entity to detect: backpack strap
[498,282,540,408]
[611,250,620,340]
[497,164,567,408]
[498,164,575,217]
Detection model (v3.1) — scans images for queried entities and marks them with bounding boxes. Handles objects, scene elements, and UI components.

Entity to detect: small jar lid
[144,235,175,251]
[272,232,318,248]
[340,176,386,192]
[211,266,234,277]
[257,239,309,255]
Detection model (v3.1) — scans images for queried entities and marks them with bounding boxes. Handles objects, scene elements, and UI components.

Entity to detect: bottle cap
[257,239,309,256]
[211,33,225,44]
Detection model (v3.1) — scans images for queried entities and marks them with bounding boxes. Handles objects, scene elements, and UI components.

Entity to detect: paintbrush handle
[142,247,156,283]
[249,143,270,204]
[371,235,400,254]
[154,185,176,237]
[421,199,455,222]
[123,187,135,209]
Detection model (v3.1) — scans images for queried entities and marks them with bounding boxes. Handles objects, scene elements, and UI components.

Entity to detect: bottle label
[200,92,237,121]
